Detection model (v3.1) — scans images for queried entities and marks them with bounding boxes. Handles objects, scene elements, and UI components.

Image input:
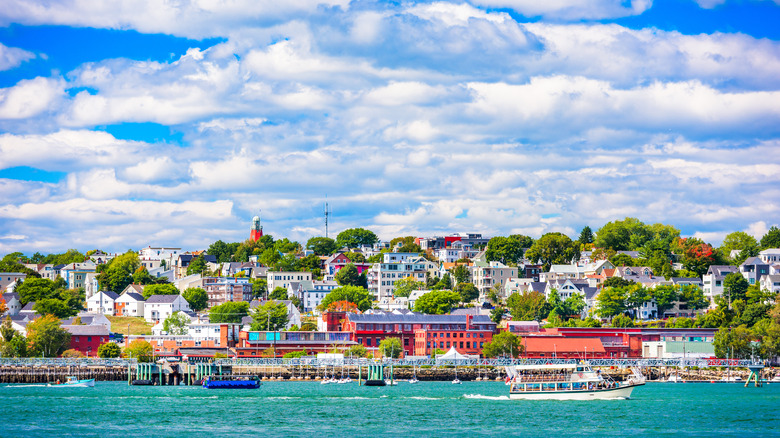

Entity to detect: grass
[106,316,153,335]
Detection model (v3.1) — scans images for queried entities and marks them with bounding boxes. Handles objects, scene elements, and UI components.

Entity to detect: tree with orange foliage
[0,298,7,315]
[326,300,360,313]
[672,237,721,276]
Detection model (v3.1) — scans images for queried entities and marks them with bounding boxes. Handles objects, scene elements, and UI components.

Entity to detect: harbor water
[1,381,778,437]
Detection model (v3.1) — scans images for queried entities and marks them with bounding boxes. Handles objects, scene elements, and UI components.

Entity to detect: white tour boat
[506,363,644,400]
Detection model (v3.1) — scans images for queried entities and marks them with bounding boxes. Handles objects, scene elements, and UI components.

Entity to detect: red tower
[250,214,263,241]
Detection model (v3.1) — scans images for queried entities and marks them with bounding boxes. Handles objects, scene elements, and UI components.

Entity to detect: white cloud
[0,77,63,119]
[0,43,35,71]
[470,0,652,20]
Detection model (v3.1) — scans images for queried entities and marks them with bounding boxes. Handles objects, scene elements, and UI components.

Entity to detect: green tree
[319,286,373,312]
[335,228,378,249]
[97,342,122,358]
[713,326,754,358]
[33,298,76,318]
[413,290,460,314]
[250,301,290,331]
[650,285,679,317]
[594,217,667,251]
[274,238,301,254]
[506,291,547,321]
[96,251,140,292]
[394,277,425,298]
[758,321,780,359]
[578,226,594,245]
[482,332,523,358]
[485,236,523,265]
[379,337,402,358]
[208,240,241,263]
[186,255,208,276]
[182,287,208,312]
[720,231,760,264]
[679,285,709,313]
[283,350,308,359]
[26,315,71,358]
[624,285,650,318]
[609,253,635,267]
[163,311,190,335]
[15,277,61,306]
[524,232,580,271]
[450,264,470,284]
[269,287,289,301]
[671,237,720,277]
[132,266,156,285]
[490,306,505,324]
[346,343,368,358]
[433,273,452,290]
[595,287,626,319]
[141,283,180,300]
[603,277,636,289]
[563,293,586,317]
[306,237,337,255]
[124,339,154,362]
[209,302,250,323]
[739,303,769,327]
[456,283,479,303]
[251,278,268,299]
[0,317,27,358]
[723,272,749,303]
[398,242,422,253]
[760,226,780,249]
[611,314,635,328]
[334,264,361,287]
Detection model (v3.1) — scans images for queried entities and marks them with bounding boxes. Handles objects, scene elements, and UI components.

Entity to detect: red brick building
[235,331,356,357]
[63,325,110,357]
[413,325,494,356]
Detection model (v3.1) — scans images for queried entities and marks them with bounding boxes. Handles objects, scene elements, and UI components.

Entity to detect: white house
[366,253,438,299]
[702,265,740,305]
[0,272,26,293]
[759,248,780,264]
[760,274,780,294]
[267,271,313,291]
[144,295,191,324]
[1,292,22,316]
[86,291,119,315]
[115,292,145,317]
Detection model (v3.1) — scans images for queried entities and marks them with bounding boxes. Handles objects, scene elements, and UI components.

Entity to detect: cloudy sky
[0,0,779,254]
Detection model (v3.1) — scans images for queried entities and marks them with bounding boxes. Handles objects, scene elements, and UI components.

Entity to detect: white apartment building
[367,253,437,299]
[267,271,313,292]
[702,265,739,306]
[471,261,517,298]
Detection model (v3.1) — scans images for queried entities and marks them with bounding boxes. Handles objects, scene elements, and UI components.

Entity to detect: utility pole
[324,197,332,239]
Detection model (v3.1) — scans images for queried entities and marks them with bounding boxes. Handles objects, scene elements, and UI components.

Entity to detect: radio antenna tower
[324,197,332,238]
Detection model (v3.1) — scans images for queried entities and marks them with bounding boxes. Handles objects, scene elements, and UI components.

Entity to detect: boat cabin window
[576,367,584,372]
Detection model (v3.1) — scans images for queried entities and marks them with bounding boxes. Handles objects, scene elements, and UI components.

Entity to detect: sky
[0,0,779,254]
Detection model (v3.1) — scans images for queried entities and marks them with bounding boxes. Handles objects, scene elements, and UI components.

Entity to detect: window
[366,338,372,346]
[446,342,450,348]
[459,342,463,348]
[466,342,470,348]
[87,336,92,342]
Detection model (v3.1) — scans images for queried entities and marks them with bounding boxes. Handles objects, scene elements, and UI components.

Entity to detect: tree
[0,298,6,315]
[33,298,76,318]
[335,228,378,249]
[433,273,452,290]
[274,238,301,254]
[269,287,289,301]
[758,321,780,359]
[481,332,523,358]
[595,287,626,319]
[0,317,27,358]
[251,278,268,299]
[594,218,674,251]
[524,232,580,271]
[563,293,586,317]
[624,285,650,318]
[326,300,360,313]
[61,348,85,358]
[26,315,71,358]
[671,237,720,277]
[124,339,154,362]
[509,234,535,250]
[163,311,190,335]
[713,326,754,358]
[209,302,250,323]
[306,237,337,255]
[334,264,361,287]
[578,226,594,245]
[319,286,373,312]
[739,303,769,327]
[182,287,208,312]
[609,253,635,267]
[96,251,140,292]
[15,277,60,305]
[506,291,547,321]
[720,231,760,264]
[344,252,366,263]
[456,283,479,303]
[132,266,156,285]
[679,285,708,312]
[611,314,635,328]
[186,255,208,276]
[283,350,308,359]
[379,337,402,358]
[761,226,780,249]
[723,272,749,303]
[398,242,422,253]
[603,277,636,289]
[141,283,179,300]
[97,342,121,358]
[346,343,368,358]
[413,290,460,314]
[490,306,505,324]
[250,301,290,331]
[394,277,425,298]
[485,236,523,265]
[650,285,679,317]
[450,264,470,285]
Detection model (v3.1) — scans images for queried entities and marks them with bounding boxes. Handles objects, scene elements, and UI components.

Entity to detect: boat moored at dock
[202,375,261,389]
[506,363,644,400]
[47,376,95,387]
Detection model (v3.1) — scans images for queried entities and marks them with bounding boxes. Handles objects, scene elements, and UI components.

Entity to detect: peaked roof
[145,294,182,304]
[93,290,119,300]
[63,325,110,336]
[438,346,469,360]
[118,292,145,302]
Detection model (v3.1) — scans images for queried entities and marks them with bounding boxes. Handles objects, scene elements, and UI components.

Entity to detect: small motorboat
[48,376,95,388]
[409,377,419,384]
[202,375,261,389]
[452,378,462,385]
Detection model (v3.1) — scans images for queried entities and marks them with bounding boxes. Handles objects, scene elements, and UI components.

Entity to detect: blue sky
[0,0,778,254]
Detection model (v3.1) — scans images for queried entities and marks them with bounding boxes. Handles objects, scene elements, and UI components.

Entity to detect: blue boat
[202,375,262,389]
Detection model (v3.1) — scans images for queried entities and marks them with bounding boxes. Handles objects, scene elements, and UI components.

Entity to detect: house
[702,265,740,304]
[323,253,371,277]
[247,299,301,329]
[366,253,438,299]
[144,295,191,324]
[59,262,97,290]
[760,274,780,294]
[63,325,110,357]
[0,272,26,292]
[19,302,38,317]
[174,254,217,279]
[287,280,338,313]
[115,292,145,317]
[1,292,22,316]
[267,271,313,292]
[414,316,495,357]
[470,261,517,299]
[759,248,780,264]
[202,276,252,308]
[86,291,119,315]
[62,313,112,331]
[740,256,770,286]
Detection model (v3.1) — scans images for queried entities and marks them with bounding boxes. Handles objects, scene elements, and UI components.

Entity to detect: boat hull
[364,380,386,387]
[48,379,95,388]
[509,384,641,400]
